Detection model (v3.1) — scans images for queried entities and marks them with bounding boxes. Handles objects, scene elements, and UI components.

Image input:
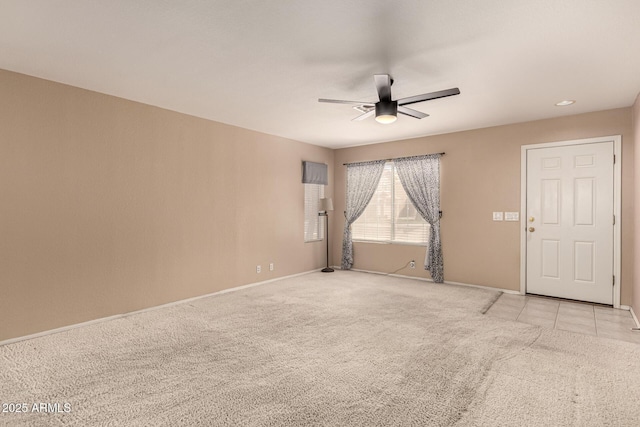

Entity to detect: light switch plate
[493,212,503,221]
[505,212,520,221]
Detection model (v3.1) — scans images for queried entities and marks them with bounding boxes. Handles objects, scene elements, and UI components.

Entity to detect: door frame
[519,135,622,307]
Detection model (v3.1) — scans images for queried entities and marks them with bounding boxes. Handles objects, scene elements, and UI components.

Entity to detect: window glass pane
[352,162,429,245]
[304,183,324,242]
[351,163,392,241]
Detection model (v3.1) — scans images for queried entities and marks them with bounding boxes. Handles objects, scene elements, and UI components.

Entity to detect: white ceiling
[1,0,640,149]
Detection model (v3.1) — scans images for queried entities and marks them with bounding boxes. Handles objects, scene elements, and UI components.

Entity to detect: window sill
[304,238,325,243]
[352,240,427,247]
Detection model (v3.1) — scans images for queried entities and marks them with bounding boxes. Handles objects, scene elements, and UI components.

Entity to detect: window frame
[303,183,325,242]
[351,162,429,246]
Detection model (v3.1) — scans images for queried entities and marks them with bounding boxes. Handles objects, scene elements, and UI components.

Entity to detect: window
[304,183,325,242]
[351,162,429,245]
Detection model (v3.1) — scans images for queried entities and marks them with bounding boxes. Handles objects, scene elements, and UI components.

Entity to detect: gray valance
[302,161,328,185]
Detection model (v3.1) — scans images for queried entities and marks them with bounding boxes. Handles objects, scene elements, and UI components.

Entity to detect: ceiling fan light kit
[375,101,398,124]
[319,74,460,125]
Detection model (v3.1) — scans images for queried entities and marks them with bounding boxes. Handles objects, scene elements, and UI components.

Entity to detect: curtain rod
[342,152,445,166]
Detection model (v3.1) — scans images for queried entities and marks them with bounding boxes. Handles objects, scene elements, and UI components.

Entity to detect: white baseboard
[616,305,637,325]
[629,306,640,328]
[6,267,634,347]
[347,267,522,295]
[0,268,321,347]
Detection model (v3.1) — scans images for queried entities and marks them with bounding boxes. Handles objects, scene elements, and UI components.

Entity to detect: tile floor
[485,293,640,344]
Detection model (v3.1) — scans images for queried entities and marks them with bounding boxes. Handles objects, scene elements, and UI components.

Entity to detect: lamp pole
[320,198,334,273]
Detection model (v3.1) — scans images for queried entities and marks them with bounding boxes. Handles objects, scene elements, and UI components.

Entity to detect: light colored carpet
[1,271,639,426]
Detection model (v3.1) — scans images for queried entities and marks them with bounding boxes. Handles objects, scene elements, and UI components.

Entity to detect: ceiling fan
[319,74,460,124]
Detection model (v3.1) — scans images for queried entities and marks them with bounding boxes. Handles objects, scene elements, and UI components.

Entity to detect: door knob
[529,217,535,222]
[528,227,535,232]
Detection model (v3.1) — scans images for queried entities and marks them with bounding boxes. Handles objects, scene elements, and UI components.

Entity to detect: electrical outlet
[269,263,274,271]
[256,265,261,273]
[493,212,504,221]
[409,260,415,269]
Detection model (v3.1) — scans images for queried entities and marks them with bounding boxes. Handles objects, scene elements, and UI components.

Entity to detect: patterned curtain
[394,154,444,283]
[342,160,386,270]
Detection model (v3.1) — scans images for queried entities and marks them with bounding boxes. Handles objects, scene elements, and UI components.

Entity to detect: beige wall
[1,67,636,342]
[333,109,635,306]
[633,93,640,316]
[0,69,334,342]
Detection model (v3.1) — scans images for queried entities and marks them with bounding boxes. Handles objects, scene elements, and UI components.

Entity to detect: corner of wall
[633,91,640,320]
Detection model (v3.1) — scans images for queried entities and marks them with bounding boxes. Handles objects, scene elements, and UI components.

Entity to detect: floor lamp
[319,198,334,273]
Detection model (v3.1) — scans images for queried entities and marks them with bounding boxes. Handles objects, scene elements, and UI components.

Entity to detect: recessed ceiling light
[555,100,576,106]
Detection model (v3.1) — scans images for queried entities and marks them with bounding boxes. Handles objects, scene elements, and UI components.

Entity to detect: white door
[526,141,614,304]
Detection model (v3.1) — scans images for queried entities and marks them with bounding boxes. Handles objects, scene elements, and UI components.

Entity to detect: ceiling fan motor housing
[376,100,398,118]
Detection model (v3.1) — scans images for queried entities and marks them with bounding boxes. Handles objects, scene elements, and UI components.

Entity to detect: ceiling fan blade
[353,105,374,113]
[351,110,376,121]
[318,98,372,105]
[398,106,429,119]
[374,74,392,102]
[397,88,460,106]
